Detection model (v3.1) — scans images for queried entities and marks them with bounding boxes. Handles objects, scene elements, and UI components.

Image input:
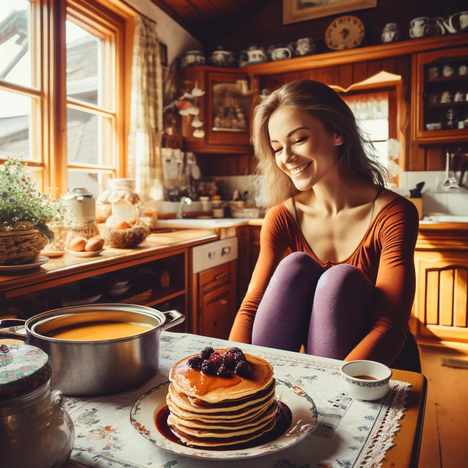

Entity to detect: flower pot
[0,228,48,265]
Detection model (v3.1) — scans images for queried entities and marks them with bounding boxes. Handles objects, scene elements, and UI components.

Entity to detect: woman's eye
[273,147,282,154]
[294,136,307,144]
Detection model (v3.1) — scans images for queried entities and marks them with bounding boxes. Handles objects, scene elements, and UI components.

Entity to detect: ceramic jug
[209,48,235,67]
[180,50,205,68]
[459,11,468,31]
[435,15,457,34]
[409,17,429,38]
[296,37,316,56]
[246,46,267,65]
[381,23,400,43]
[271,46,292,61]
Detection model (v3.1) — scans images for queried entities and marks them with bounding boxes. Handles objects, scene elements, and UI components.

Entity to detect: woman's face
[268,107,343,192]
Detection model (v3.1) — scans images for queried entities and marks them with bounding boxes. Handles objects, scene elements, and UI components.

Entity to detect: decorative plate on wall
[325,15,365,51]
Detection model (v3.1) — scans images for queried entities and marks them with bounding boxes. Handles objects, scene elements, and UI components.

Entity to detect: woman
[229,80,420,372]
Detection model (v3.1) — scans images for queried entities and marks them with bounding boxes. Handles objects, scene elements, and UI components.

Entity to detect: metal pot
[0,304,184,397]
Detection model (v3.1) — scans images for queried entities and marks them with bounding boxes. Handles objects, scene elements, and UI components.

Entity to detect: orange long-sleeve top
[229,195,419,365]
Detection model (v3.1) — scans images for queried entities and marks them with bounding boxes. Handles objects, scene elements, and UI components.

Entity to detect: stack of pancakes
[167,349,277,448]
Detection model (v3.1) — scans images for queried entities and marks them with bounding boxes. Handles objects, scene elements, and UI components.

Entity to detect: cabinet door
[412,46,468,143]
[207,71,251,146]
[198,260,237,339]
[414,251,468,344]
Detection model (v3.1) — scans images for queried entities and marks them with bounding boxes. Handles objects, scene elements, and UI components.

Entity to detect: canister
[61,187,96,223]
[0,343,75,468]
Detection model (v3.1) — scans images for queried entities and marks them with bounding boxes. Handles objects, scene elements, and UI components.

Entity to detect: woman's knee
[318,264,373,293]
[274,252,323,279]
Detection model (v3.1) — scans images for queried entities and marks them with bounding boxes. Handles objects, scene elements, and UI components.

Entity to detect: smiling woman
[229,80,421,373]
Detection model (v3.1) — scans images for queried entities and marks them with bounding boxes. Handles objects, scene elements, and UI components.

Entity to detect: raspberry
[200,347,214,361]
[187,356,203,370]
[222,352,236,370]
[209,352,222,365]
[234,360,250,377]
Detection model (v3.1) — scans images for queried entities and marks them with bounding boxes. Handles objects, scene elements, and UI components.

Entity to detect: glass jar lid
[61,187,94,200]
[0,344,52,401]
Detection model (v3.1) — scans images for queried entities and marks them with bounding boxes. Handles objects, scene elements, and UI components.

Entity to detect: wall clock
[325,15,365,51]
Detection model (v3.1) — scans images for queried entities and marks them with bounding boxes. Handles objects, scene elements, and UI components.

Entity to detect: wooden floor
[418,344,468,468]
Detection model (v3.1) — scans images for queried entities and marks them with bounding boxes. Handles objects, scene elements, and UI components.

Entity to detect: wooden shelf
[426,101,468,108]
[145,287,185,307]
[183,33,468,76]
[426,75,468,83]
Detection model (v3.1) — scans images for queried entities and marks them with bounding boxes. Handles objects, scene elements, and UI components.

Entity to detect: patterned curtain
[127,15,163,201]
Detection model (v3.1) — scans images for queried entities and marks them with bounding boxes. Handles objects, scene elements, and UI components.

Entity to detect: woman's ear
[334,133,344,146]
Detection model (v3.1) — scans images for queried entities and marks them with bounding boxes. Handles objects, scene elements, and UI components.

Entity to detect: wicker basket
[97,221,150,248]
[0,225,48,265]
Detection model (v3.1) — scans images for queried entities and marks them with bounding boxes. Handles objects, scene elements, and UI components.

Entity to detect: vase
[0,225,48,265]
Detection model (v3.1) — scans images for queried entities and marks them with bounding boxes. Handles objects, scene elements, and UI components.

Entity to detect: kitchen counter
[0,229,217,297]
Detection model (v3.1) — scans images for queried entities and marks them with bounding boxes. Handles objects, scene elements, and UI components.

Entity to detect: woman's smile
[289,161,312,176]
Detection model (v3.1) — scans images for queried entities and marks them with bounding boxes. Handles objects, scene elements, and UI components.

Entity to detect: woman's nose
[282,146,296,164]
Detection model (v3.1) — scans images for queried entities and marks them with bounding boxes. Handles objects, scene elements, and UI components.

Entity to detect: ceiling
[150,0,271,44]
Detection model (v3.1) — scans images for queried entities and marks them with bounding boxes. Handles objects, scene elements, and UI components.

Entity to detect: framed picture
[159,42,168,67]
[283,0,377,25]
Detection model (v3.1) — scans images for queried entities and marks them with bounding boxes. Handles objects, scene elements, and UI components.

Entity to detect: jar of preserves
[0,344,75,468]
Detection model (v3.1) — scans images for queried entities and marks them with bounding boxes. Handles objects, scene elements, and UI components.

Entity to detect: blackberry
[187,356,204,370]
[217,364,229,377]
[234,360,250,377]
[228,347,243,356]
[200,346,215,360]
[201,360,217,376]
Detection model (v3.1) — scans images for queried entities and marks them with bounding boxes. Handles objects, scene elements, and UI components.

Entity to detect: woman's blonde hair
[252,80,387,208]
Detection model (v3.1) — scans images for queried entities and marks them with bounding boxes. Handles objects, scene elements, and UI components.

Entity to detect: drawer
[200,262,235,294]
[192,238,238,274]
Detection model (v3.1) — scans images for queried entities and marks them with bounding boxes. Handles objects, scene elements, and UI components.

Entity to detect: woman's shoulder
[374,189,419,232]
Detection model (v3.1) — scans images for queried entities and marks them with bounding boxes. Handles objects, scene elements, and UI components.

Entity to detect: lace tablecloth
[64,332,410,468]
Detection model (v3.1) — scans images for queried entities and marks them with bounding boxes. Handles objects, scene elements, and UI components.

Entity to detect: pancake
[169,349,274,404]
[166,347,278,448]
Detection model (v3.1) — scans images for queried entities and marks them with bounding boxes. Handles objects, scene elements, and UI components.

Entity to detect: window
[0,0,134,197]
[342,91,392,168]
[331,71,405,186]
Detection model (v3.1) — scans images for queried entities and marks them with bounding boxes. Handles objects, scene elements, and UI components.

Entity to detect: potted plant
[0,156,55,265]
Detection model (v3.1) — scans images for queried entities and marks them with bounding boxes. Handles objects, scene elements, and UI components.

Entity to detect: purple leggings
[251,252,375,360]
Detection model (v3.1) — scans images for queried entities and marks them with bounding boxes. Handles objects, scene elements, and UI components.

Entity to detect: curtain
[342,92,389,121]
[127,15,163,201]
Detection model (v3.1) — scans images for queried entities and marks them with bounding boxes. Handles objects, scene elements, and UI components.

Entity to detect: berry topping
[200,347,214,360]
[209,352,222,365]
[234,360,250,377]
[222,352,236,370]
[187,356,204,370]
[217,364,229,377]
[201,360,217,376]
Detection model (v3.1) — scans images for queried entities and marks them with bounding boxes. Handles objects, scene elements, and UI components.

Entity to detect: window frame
[0,0,135,197]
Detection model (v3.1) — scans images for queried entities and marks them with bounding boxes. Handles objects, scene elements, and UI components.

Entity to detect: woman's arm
[345,199,419,364]
[229,206,291,343]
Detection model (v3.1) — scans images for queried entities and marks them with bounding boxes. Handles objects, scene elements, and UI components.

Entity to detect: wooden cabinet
[412,46,468,143]
[181,67,254,154]
[192,260,237,339]
[412,224,468,349]
[0,249,191,333]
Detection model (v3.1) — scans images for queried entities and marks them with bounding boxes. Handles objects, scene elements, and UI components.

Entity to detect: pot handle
[161,310,185,331]
[0,319,28,341]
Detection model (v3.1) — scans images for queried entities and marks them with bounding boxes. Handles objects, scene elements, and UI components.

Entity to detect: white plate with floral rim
[65,248,104,258]
[130,376,318,460]
[0,256,49,272]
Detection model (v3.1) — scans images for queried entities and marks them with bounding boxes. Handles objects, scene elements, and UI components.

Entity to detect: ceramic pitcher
[409,17,429,38]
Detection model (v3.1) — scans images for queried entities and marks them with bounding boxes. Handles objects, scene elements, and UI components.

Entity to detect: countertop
[0,229,217,294]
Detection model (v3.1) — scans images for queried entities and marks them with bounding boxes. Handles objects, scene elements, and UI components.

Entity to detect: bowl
[97,221,150,248]
[426,122,442,131]
[340,360,392,400]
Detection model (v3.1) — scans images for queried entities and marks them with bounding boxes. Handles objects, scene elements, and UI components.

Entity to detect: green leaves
[0,156,56,231]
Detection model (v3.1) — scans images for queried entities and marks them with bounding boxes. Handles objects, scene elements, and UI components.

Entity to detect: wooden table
[383,369,427,467]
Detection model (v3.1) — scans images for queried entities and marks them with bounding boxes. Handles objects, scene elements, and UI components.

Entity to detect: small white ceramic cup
[340,360,392,400]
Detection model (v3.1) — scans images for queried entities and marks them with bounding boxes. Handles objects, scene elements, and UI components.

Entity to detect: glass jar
[0,344,75,468]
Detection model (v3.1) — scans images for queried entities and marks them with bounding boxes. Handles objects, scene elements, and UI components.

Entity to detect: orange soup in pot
[47,321,154,341]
